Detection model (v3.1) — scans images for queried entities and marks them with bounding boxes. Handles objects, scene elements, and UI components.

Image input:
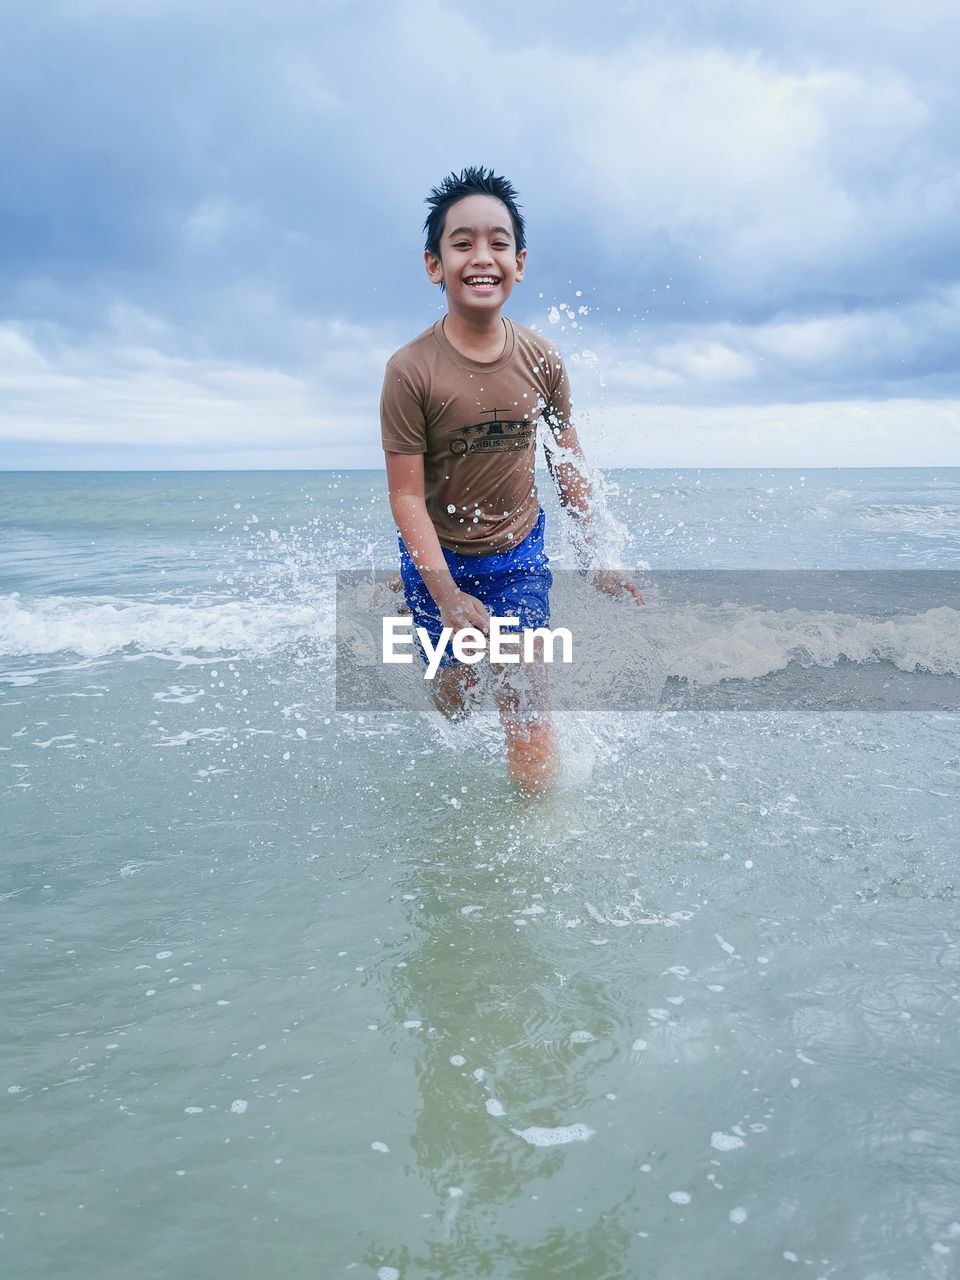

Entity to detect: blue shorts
[399,509,552,670]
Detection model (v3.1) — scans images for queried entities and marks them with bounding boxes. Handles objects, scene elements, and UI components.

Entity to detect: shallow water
[2,468,959,1279]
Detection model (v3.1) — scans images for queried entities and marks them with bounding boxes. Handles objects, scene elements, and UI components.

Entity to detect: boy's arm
[543,421,644,606]
[542,421,594,554]
[385,451,490,631]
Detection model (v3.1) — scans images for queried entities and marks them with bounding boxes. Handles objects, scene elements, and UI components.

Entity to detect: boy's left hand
[592,570,645,606]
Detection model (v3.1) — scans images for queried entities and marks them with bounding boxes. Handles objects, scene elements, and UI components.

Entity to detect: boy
[380,166,642,794]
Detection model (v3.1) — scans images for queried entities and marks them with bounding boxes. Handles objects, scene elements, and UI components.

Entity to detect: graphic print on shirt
[449,408,535,456]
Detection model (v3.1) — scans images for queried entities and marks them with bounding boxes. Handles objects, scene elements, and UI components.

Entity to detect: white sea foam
[0,592,331,660]
[711,1131,746,1151]
[4,587,957,693]
[640,601,960,683]
[153,685,203,703]
[855,502,960,530]
[511,1123,595,1147]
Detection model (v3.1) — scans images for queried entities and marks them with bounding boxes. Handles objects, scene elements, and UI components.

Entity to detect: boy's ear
[515,248,527,282]
[424,249,444,286]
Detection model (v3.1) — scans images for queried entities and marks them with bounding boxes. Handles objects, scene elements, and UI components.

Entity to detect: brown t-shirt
[380,316,571,555]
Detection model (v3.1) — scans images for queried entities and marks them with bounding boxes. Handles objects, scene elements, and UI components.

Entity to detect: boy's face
[425,193,526,317]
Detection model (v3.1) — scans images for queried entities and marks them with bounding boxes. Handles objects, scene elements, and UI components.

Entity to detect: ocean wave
[0,592,332,659]
[855,504,960,530]
[2,590,958,689]
[641,603,960,684]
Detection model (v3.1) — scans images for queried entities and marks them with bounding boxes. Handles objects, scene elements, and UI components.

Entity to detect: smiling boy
[380,166,642,793]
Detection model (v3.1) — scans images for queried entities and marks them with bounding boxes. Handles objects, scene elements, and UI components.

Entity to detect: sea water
[2,468,959,1279]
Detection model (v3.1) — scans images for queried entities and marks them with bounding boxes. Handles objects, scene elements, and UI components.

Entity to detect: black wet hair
[423,166,526,268]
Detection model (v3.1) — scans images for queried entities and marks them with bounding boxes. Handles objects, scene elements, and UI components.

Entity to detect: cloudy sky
[2,0,959,468]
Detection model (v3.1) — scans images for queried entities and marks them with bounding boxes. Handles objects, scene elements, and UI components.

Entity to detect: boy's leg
[490,659,559,794]
[396,541,479,715]
[431,662,482,720]
[481,513,557,793]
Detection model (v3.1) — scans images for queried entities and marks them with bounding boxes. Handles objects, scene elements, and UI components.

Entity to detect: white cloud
[581,399,960,468]
[0,327,49,374]
[0,318,382,464]
[654,340,757,384]
[529,46,952,302]
[183,198,253,252]
[2,319,957,469]
[276,50,342,117]
[535,283,960,401]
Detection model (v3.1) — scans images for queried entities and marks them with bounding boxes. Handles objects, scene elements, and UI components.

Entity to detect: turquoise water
[2,468,960,1279]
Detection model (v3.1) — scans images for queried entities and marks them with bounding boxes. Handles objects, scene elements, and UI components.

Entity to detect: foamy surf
[0,592,333,659]
[6,586,958,703]
[511,1123,596,1147]
[642,602,960,682]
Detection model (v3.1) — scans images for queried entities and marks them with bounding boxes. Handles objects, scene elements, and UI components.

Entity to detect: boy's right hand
[438,589,490,635]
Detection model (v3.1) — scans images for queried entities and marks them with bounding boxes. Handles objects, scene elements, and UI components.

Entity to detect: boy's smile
[463,274,501,296]
[425,193,526,318]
